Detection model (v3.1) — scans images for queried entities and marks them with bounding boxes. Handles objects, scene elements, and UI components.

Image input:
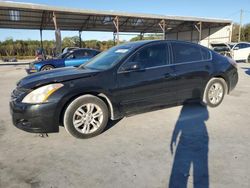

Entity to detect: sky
[0,0,250,41]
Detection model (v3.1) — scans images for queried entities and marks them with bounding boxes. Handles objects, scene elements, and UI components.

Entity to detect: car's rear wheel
[63,95,109,139]
[203,78,226,107]
[40,65,54,71]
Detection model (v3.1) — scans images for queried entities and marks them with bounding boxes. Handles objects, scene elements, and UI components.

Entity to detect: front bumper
[26,68,37,74]
[10,100,59,133]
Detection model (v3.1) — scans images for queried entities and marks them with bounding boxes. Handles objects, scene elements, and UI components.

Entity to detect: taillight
[227,57,237,69]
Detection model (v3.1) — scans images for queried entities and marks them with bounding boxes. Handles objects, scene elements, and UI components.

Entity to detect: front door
[116,42,177,114]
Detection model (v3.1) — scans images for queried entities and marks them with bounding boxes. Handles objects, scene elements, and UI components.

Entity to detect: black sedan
[10,40,238,138]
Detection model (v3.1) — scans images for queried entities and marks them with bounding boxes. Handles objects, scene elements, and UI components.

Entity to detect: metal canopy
[0,1,232,33]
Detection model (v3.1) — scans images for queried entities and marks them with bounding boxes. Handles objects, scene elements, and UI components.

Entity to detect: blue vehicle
[27,48,100,74]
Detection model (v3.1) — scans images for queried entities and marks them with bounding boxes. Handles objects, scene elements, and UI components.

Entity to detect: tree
[130,34,162,41]
[232,23,250,42]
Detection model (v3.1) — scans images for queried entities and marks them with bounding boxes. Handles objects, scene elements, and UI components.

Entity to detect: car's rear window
[172,42,211,64]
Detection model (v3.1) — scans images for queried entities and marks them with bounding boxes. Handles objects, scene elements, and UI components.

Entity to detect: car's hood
[34,58,62,64]
[18,67,99,89]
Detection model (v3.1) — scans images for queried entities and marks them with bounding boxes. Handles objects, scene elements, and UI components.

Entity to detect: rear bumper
[10,100,59,133]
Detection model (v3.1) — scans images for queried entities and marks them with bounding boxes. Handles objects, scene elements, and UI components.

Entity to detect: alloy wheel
[72,103,103,134]
[208,83,224,105]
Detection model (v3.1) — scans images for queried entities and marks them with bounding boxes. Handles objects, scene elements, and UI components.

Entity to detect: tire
[202,78,226,108]
[63,95,109,139]
[40,65,54,71]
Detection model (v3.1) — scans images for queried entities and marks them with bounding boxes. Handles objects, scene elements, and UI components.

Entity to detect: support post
[140,32,144,40]
[194,22,202,44]
[208,27,211,47]
[238,9,243,42]
[52,11,62,55]
[113,16,120,44]
[40,29,43,49]
[159,20,166,40]
[79,31,82,48]
[113,32,116,45]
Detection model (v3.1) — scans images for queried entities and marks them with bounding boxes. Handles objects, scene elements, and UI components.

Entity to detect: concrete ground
[0,63,249,188]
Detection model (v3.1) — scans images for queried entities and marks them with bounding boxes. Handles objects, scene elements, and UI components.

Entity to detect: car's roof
[73,48,101,52]
[117,40,210,49]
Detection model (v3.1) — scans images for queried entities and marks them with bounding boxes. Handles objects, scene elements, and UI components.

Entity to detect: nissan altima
[10,40,238,138]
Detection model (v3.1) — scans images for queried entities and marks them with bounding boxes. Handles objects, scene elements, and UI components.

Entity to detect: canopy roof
[0,1,232,33]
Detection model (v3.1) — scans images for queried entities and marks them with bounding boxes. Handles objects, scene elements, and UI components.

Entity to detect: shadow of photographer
[169,103,209,188]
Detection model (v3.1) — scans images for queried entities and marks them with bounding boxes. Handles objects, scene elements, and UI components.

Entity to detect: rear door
[170,42,212,103]
[116,42,177,114]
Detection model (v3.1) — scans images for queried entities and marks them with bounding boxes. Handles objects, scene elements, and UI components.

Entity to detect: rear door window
[73,50,91,58]
[172,42,210,64]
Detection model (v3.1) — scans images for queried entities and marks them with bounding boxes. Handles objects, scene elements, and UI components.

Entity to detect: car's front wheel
[40,65,54,71]
[203,78,226,107]
[63,95,109,139]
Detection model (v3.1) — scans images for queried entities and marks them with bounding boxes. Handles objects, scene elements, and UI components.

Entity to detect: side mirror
[234,46,239,50]
[121,62,143,72]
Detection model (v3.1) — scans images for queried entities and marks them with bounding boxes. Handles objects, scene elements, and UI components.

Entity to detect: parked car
[2,57,17,62]
[211,42,250,63]
[26,48,100,74]
[10,40,238,139]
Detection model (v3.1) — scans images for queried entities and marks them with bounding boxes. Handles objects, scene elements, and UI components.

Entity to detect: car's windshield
[56,52,69,59]
[82,45,134,70]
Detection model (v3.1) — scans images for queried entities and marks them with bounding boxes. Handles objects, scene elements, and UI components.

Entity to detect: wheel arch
[213,75,229,94]
[203,75,228,103]
[59,92,116,126]
[209,74,229,93]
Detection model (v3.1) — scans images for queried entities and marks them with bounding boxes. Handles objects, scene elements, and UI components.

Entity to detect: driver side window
[126,43,168,69]
[66,53,75,59]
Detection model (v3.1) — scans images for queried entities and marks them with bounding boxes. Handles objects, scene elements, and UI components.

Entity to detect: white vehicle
[211,42,250,63]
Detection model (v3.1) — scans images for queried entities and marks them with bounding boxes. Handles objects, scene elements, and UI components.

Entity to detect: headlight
[22,83,63,104]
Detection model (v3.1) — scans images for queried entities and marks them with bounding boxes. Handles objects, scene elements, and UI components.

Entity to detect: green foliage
[0,37,117,57]
[231,23,250,42]
[130,34,162,41]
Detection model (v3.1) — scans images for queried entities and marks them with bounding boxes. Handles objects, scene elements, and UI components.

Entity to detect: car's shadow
[169,103,209,188]
[103,119,122,133]
[241,67,250,75]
